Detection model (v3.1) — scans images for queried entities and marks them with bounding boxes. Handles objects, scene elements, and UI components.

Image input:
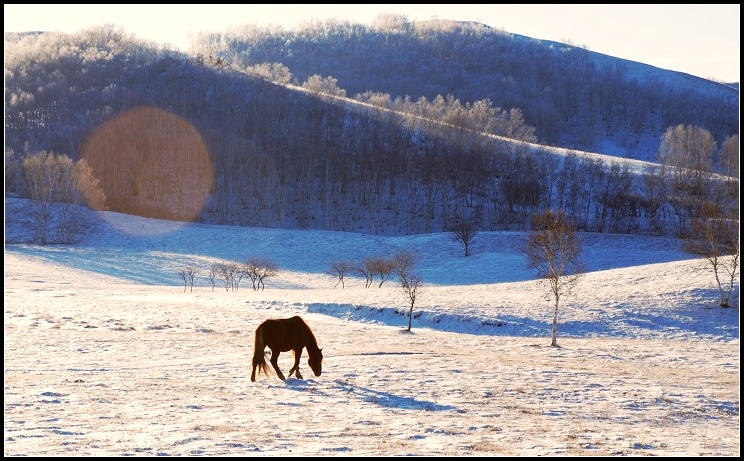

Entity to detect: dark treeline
[4,23,739,240]
[194,16,738,162]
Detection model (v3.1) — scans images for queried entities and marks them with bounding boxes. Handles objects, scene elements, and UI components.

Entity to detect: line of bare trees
[328,249,420,290]
[177,248,427,331]
[327,249,424,331]
[212,257,279,291]
[179,257,279,292]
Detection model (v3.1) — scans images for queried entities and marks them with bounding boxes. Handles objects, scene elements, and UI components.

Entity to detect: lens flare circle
[81,107,213,235]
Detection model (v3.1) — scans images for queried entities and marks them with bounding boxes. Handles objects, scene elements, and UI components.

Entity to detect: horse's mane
[298,316,320,352]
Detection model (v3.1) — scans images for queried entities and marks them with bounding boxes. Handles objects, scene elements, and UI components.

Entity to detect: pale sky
[4,4,740,82]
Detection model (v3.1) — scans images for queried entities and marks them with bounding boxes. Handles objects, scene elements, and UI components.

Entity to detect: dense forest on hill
[4,19,739,242]
[193,16,738,161]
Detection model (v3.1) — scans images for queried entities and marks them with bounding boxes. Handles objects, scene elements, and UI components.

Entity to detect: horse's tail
[251,325,270,381]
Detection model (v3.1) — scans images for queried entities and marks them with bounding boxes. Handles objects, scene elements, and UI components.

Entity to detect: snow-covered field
[4,200,739,456]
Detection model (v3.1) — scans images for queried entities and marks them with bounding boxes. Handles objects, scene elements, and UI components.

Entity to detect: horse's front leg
[269,349,286,381]
[287,349,303,379]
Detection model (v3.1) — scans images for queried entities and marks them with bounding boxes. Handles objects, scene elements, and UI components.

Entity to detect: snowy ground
[4,199,740,456]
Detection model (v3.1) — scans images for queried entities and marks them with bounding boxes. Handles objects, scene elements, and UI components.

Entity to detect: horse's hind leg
[288,349,303,379]
[269,349,286,381]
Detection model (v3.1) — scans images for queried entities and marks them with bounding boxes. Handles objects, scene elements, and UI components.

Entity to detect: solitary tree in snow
[402,273,424,332]
[451,218,479,257]
[520,210,586,347]
[682,204,739,307]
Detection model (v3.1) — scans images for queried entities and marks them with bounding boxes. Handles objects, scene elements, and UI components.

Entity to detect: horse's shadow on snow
[331,379,457,412]
[275,377,457,412]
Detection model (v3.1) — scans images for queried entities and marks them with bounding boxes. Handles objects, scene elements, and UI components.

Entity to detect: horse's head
[308,348,323,377]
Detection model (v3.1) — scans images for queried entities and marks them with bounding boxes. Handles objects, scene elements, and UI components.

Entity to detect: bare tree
[717,134,739,200]
[245,62,293,85]
[392,249,419,286]
[243,259,261,291]
[451,218,479,256]
[327,260,355,288]
[402,273,424,332]
[718,134,739,179]
[301,74,346,99]
[22,151,60,244]
[368,256,395,288]
[21,151,105,245]
[657,124,717,235]
[356,257,379,288]
[57,158,106,244]
[658,124,716,176]
[178,264,198,292]
[244,257,279,291]
[233,266,245,290]
[216,263,238,291]
[5,148,22,194]
[178,269,188,292]
[255,258,279,290]
[208,264,219,291]
[682,204,740,307]
[521,210,586,347]
[74,158,107,210]
[54,157,84,244]
[227,263,242,290]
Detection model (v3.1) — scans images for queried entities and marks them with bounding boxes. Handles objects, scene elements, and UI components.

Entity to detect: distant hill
[195,19,738,162]
[3,20,739,239]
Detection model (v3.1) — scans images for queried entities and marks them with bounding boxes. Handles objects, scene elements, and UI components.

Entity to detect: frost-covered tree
[682,203,739,308]
[521,210,586,347]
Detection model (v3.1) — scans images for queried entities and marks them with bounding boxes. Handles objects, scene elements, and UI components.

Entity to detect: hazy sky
[4,4,740,82]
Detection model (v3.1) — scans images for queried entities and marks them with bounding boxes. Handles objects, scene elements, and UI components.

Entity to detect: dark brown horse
[250,316,323,382]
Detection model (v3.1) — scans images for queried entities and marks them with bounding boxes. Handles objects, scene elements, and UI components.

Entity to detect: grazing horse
[250,315,323,382]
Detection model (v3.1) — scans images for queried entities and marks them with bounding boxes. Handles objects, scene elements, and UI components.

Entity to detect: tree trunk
[551,296,559,347]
